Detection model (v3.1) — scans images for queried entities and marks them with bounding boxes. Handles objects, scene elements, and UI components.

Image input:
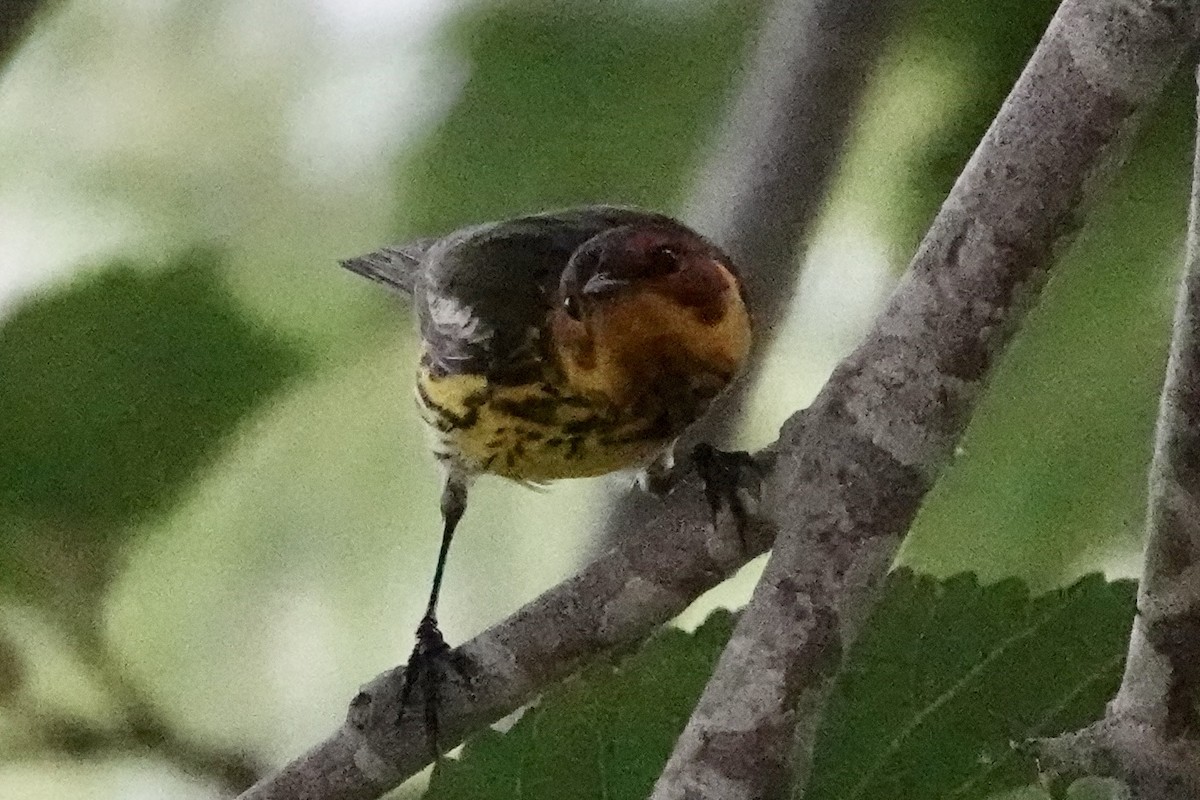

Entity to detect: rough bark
[1033,56,1200,800]
[598,0,900,548]
[240,2,1194,798]
[650,1,1193,797]
[238,489,778,800]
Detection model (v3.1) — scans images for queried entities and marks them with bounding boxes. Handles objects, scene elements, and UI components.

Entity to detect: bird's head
[549,223,751,409]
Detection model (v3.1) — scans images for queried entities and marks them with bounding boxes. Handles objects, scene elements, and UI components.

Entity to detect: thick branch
[1035,721,1200,799]
[242,4,1189,799]
[600,0,899,547]
[1112,55,1200,750]
[651,1,1193,798]
[683,0,894,325]
[1033,57,1200,799]
[238,483,778,800]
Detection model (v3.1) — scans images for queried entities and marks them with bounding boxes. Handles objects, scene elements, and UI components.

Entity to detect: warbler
[342,206,752,738]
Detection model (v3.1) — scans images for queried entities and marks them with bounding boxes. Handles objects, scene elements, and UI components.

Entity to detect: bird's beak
[581,273,631,298]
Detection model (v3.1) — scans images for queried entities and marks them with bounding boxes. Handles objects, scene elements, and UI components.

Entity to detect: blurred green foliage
[0,0,1195,795]
[0,633,21,701]
[425,571,1134,800]
[888,0,1060,248]
[0,250,304,572]
[394,0,764,238]
[902,77,1192,585]
[0,251,304,530]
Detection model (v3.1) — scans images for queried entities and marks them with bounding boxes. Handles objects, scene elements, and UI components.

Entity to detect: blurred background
[0,0,1192,796]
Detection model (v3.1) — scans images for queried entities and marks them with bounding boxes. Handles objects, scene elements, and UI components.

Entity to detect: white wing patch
[427,295,493,343]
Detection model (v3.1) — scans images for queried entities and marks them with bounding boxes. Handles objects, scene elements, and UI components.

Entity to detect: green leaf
[984,777,1130,800]
[424,573,1132,800]
[395,0,763,238]
[0,250,306,533]
[426,611,736,800]
[805,572,1133,800]
[985,788,1053,800]
[1064,777,1129,800]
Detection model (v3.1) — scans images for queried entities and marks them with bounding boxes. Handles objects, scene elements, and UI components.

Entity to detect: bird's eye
[563,294,583,321]
[647,245,680,275]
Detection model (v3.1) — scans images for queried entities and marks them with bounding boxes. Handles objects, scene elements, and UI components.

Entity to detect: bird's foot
[637,462,676,497]
[399,613,455,757]
[635,446,679,497]
[692,443,771,551]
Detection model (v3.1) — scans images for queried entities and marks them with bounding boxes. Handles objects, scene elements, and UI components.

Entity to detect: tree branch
[238,485,778,800]
[1032,57,1200,800]
[82,633,265,795]
[241,3,1191,799]
[1,610,264,796]
[682,0,894,330]
[4,699,262,797]
[599,0,900,547]
[650,1,1195,798]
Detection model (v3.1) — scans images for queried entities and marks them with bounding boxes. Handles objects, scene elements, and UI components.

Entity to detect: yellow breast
[414,367,674,482]
[413,264,749,483]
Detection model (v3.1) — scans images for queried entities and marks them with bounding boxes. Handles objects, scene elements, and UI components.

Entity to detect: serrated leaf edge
[841,585,1094,800]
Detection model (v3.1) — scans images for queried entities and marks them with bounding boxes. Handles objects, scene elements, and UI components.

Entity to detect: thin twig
[81,632,265,795]
[1033,56,1200,800]
[4,698,261,797]
[1,604,264,796]
[650,1,1195,798]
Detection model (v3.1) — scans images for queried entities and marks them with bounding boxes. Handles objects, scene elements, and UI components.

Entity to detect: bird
[341,205,754,745]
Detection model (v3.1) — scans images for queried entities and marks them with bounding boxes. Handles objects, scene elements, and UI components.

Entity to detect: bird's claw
[638,463,676,497]
[399,614,453,756]
[692,443,769,551]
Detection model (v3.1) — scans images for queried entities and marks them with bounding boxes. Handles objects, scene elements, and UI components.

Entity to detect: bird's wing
[417,206,674,379]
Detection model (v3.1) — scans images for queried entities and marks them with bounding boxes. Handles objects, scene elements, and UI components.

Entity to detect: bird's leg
[691,442,770,551]
[400,473,468,755]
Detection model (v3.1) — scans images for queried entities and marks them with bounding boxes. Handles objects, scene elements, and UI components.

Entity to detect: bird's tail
[339,238,435,296]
